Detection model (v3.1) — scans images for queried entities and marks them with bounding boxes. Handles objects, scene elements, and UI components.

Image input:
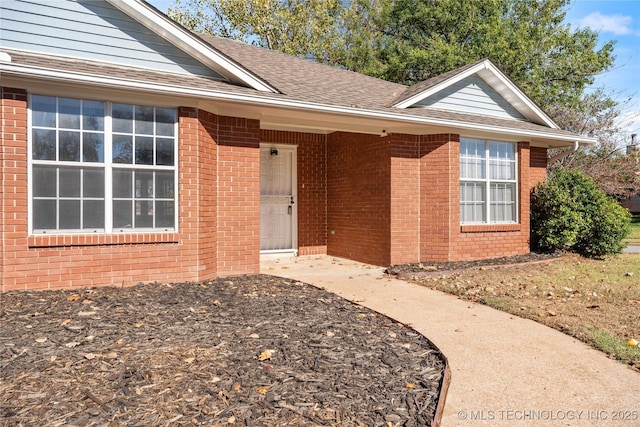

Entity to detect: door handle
[288,205,292,215]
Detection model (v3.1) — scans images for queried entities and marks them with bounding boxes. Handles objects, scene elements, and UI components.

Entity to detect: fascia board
[106,0,278,93]
[1,62,596,146]
[480,62,559,129]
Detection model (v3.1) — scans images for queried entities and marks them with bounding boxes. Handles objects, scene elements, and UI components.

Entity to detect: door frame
[259,143,298,254]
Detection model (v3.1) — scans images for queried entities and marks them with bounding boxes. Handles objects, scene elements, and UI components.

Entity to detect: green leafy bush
[531,168,631,257]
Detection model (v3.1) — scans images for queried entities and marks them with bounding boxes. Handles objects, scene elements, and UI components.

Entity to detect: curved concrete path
[261,254,640,426]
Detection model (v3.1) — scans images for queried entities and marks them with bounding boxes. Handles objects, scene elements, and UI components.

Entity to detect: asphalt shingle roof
[199,35,407,109]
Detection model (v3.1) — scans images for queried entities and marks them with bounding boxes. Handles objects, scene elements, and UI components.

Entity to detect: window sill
[28,232,180,248]
[460,224,521,233]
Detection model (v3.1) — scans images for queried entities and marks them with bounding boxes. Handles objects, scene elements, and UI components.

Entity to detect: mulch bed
[1,275,446,426]
[385,251,563,277]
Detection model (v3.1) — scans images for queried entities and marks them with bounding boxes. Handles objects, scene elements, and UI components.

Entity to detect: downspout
[548,140,580,163]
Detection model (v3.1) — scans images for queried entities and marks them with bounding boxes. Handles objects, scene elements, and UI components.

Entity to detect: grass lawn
[627,215,640,244]
[410,253,640,370]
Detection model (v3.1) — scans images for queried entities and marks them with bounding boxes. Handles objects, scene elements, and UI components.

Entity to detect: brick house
[0,0,594,292]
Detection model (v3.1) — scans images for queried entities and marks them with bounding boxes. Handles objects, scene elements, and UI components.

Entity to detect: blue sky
[564,1,640,140]
[149,0,639,139]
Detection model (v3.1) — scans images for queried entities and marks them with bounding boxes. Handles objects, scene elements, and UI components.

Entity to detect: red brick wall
[261,130,327,255]
[327,132,391,265]
[530,146,548,187]
[216,117,261,276]
[451,142,531,260]
[0,86,261,291]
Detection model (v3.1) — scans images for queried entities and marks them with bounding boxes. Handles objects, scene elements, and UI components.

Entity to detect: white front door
[260,145,297,252]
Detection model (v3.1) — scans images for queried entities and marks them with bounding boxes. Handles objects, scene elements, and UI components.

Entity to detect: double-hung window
[29,95,177,234]
[460,138,517,224]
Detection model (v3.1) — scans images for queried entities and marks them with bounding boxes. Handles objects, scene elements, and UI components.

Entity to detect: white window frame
[28,95,179,235]
[460,137,518,225]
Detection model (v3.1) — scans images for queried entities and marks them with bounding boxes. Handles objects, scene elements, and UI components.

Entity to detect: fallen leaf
[406,383,415,389]
[65,341,80,348]
[547,311,557,317]
[326,331,335,337]
[228,416,236,424]
[105,352,118,359]
[256,385,270,394]
[82,299,93,305]
[84,353,98,360]
[258,349,274,361]
[627,338,639,348]
[67,295,81,301]
[248,333,260,339]
[60,319,71,326]
[233,383,241,391]
[357,313,367,318]
[134,322,144,328]
[50,355,57,362]
[389,332,397,338]
[35,337,47,343]
[184,357,195,364]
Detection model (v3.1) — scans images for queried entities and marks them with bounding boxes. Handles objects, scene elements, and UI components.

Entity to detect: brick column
[216,117,261,276]
[1,87,29,291]
[389,134,421,264]
[419,134,459,262]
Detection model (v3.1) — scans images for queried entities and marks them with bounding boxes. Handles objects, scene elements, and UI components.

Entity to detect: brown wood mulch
[385,251,563,277]
[0,275,446,427]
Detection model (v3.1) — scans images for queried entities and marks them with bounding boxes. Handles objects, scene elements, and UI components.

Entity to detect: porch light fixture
[270,148,278,156]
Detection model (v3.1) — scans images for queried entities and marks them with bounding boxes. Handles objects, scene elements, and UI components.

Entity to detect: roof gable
[0,0,277,92]
[413,74,526,120]
[392,59,558,129]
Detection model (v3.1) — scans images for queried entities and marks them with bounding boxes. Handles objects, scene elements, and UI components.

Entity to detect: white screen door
[260,145,297,252]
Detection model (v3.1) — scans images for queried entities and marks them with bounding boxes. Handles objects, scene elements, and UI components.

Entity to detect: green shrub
[531,168,631,257]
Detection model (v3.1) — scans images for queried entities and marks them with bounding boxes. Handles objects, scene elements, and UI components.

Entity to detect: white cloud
[579,12,633,35]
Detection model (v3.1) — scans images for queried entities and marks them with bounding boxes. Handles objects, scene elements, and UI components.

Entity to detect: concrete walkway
[625,244,640,253]
[261,254,640,426]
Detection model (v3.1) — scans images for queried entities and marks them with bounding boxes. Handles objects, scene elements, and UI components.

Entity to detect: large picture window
[460,138,517,224]
[29,95,177,234]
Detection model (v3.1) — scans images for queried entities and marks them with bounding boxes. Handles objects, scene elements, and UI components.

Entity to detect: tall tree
[169,0,344,62]
[377,0,616,112]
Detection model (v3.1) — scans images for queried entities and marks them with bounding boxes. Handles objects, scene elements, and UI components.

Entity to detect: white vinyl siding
[415,75,525,120]
[460,138,517,224]
[29,95,178,234]
[0,0,223,78]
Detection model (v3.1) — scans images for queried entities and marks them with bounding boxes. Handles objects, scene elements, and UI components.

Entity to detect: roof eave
[2,62,593,148]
